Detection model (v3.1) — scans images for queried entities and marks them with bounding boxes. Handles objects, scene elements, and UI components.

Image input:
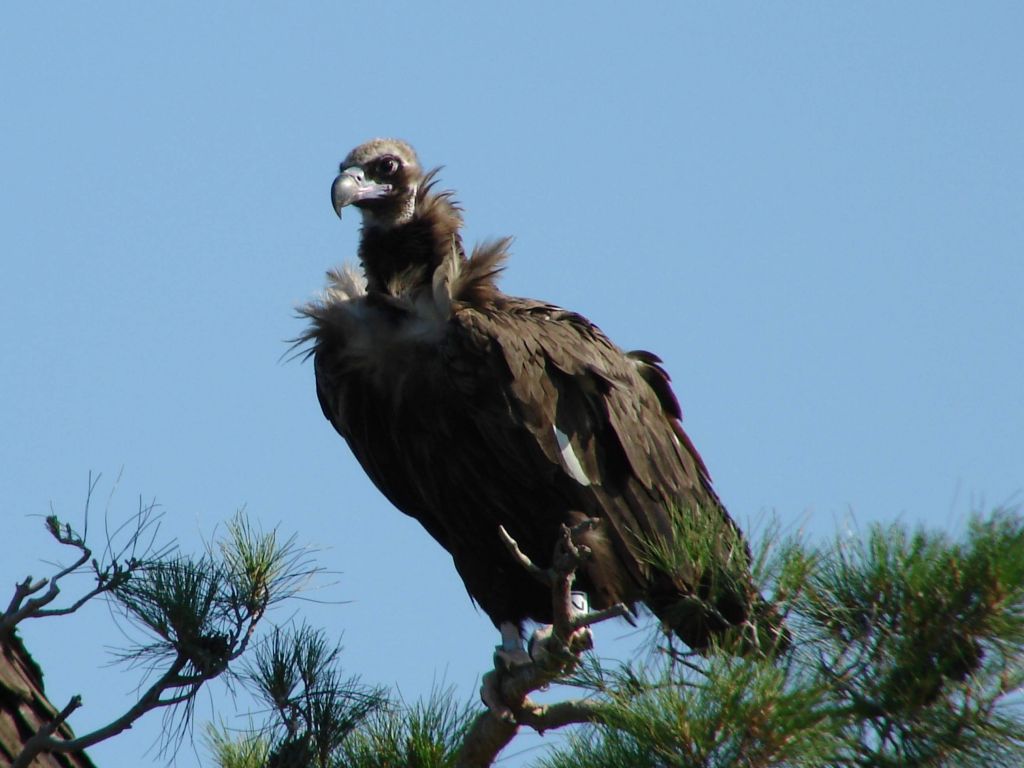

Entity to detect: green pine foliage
[538,509,1024,768]
[204,726,270,768]
[213,619,473,768]
[242,624,389,767]
[2,485,337,767]
[16,478,1021,766]
[201,507,1024,768]
[336,685,477,768]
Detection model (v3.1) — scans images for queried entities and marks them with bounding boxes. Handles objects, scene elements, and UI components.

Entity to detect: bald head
[342,138,420,172]
[332,138,423,229]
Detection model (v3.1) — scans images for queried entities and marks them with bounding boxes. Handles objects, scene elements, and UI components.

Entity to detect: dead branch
[1,495,163,644]
[7,503,288,768]
[454,522,627,768]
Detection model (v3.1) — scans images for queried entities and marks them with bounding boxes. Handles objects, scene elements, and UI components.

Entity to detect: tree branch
[1,510,145,642]
[454,522,623,768]
[1,545,91,638]
[516,697,607,732]
[5,492,304,767]
[497,525,551,585]
[12,655,192,768]
[10,695,84,768]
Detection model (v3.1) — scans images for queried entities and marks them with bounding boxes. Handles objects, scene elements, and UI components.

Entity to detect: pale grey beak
[331,166,392,218]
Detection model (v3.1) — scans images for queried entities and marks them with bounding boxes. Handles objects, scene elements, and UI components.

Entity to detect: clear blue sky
[2,4,1022,766]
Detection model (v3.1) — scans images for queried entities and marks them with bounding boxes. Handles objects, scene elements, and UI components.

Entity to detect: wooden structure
[0,631,96,768]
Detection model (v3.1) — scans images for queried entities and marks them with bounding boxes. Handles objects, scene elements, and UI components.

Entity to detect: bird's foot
[528,623,592,668]
[484,621,553,722]
[494,621,532,670]
[480,669,517,723]
[494,646,532,669]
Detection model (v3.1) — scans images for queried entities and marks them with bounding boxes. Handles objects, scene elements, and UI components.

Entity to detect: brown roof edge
[1,629,98,768]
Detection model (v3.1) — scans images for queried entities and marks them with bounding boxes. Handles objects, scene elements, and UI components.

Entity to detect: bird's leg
[479,525,629,726]
[494,621,532,669]
[483,622,531,722]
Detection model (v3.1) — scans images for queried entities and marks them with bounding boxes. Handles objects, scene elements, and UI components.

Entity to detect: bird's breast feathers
[307,263,456,378]
[302,240,510,379]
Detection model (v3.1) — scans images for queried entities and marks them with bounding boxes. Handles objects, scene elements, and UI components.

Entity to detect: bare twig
[496,525,551,585]
[455,522,626,768]
[8,500,300,767]
[2,489,167,645]
[573,603,631,630]
[0,532,93,642]
[11,655,193,768]
[12,590,266,767]
[9,695,85,768]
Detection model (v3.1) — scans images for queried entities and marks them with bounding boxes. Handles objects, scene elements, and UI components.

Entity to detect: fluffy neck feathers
[358,171,466,295]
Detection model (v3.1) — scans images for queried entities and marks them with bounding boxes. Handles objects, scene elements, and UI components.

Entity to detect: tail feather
[648,580,790,657]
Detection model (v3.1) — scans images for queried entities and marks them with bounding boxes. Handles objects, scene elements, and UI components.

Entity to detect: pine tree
[7,478,1023,767]
[208,507,1024,768]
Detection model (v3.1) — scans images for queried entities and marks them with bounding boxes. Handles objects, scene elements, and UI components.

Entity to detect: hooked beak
[331,166,392,218]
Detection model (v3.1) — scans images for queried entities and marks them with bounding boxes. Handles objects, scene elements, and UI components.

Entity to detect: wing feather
[449,298,726,598]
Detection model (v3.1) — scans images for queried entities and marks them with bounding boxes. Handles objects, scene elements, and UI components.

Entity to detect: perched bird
[299,138,782,660]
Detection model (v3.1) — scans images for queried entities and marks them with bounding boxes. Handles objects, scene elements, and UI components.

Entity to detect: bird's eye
[378,156,400,177]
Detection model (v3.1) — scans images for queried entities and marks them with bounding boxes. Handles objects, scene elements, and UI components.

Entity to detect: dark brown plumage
[300,139,782,653]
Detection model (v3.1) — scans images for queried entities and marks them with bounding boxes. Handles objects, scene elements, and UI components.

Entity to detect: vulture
[299,138,784,659]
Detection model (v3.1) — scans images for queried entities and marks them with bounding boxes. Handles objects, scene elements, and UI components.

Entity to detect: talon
[495,646,532,669]
[569,626,593,654]
[480,670,516,723]
[496,621,531,668]
[527,624,555,662]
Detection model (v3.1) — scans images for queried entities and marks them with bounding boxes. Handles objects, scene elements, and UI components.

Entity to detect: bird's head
[331,138,422,230]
